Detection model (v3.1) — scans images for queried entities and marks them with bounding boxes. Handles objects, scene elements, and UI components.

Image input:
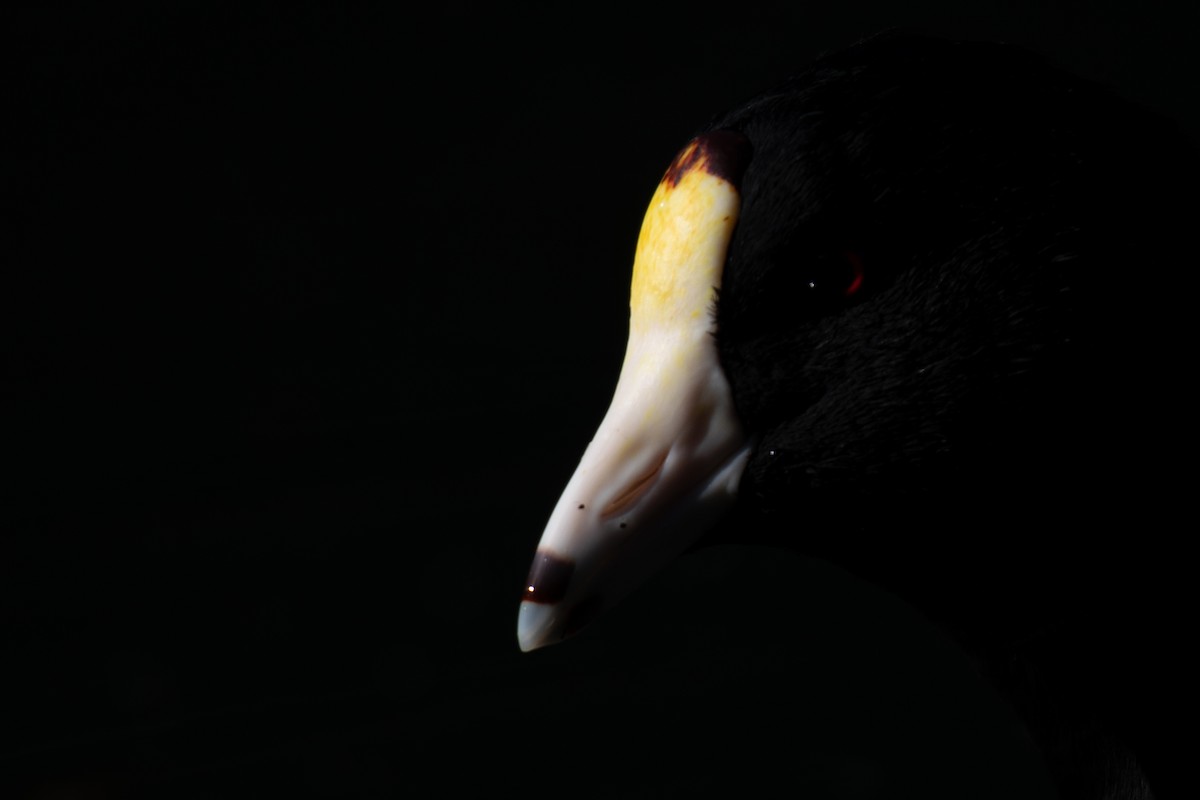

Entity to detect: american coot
[518,33,1194,799]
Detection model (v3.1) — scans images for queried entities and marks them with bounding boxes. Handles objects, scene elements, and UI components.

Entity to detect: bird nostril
[600,452,668,520]
[523,551,574,604]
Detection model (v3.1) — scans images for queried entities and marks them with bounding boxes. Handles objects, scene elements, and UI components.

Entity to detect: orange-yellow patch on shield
[629,141,742,334]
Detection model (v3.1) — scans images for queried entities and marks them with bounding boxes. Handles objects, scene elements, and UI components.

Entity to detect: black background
[5,2,1197,798]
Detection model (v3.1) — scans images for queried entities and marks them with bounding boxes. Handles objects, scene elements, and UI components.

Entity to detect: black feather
[696,33,1195,799]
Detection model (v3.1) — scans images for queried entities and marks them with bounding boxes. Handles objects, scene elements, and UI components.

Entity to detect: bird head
[517,33,1193,654]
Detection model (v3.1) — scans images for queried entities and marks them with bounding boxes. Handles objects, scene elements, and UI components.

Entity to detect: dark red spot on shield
[662,130,752,189]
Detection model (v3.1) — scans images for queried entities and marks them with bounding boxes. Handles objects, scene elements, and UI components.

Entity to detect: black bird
[518,33,1195,799]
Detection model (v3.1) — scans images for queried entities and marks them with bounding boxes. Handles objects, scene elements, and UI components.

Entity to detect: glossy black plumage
[675,35,1193,799]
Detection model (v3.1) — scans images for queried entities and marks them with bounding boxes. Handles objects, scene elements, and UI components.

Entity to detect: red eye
[844,250,865,297]
[804,248,865,300]
[742,243,871,336]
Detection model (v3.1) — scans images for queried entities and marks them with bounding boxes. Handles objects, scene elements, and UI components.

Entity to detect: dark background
[4,2,1197,798]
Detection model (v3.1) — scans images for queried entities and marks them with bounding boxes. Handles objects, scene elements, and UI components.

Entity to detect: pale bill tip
[516,600,559,653]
